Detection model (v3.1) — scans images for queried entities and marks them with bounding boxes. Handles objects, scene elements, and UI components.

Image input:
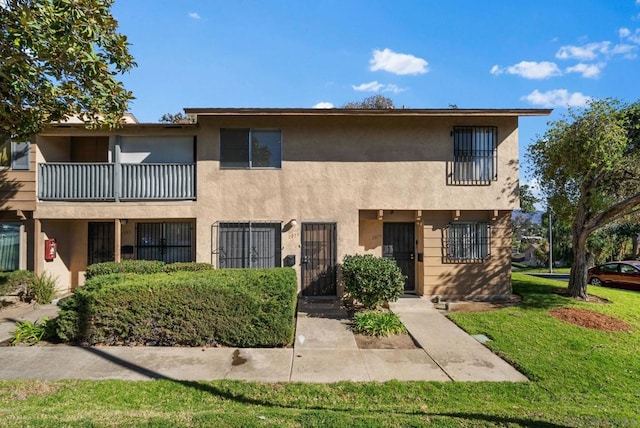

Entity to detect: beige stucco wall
[33,115,519,296]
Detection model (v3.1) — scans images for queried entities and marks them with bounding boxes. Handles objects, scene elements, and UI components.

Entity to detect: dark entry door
[301,223,337,296]
[88,222,115,265]
[383,223,415,293]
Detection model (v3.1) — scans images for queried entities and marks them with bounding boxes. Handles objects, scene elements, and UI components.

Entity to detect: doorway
[383,222,415,293]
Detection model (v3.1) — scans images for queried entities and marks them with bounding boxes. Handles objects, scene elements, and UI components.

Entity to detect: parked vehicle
[588,261,640,290]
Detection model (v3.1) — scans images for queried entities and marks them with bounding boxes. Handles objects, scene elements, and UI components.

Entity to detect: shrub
[0,271,56,303]
[24,272,57,304]
[56,268,297,347]
[85,260,165,279]
[352,311,406,337]
[85,260,216,279]
[3,270,35,297]
[11,317,55,345]
[162,262,214,273]
[341,254,405,309]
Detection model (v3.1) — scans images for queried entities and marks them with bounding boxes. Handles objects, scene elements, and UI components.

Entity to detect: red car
[588,261,640,290]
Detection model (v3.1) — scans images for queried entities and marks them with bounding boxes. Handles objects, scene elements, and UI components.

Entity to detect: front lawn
[1,273,638,427]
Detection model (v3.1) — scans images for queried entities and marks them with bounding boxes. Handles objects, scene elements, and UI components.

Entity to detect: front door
[88,222,115,265]
[301,223,337,296]
[383,222,415,293]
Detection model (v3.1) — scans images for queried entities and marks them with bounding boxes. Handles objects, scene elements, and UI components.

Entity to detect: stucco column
[114,219,122,262]
[33,218,42,275]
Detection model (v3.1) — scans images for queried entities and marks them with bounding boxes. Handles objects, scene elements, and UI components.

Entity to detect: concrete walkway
[0,297,527,383]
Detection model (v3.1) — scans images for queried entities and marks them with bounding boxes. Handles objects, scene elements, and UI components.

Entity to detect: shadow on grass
[76,347,567,427]
[435,412,570,428]
[512,276,572,311]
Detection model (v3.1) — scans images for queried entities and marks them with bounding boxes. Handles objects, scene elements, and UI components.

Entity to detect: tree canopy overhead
[528,98,640,298]
[0,0,136,140]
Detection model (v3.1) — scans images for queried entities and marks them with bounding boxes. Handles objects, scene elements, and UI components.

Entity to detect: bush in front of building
[161,262,214,273]
[85,260,215,279]
[85,260,166,279]
[341,254,405,309]
[0,270,57,304]
[55,268,297,347]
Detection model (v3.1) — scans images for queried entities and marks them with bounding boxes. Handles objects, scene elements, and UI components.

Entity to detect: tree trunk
[569,214,590,299]
[633,234,639,259]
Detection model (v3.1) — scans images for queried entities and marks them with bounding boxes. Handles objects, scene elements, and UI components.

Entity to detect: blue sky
[111,0,640,187]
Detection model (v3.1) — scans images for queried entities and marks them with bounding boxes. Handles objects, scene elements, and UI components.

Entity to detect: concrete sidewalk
[0,297,527,383]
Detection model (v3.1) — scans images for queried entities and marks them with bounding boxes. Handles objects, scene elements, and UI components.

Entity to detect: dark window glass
[220,129,281,168]
[220,129,250,168]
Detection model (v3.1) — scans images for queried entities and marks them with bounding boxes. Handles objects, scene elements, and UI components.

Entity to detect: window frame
[445,222,491,262]
[452,126,497,184]
[219,128,282,169]
[0,141,30,171]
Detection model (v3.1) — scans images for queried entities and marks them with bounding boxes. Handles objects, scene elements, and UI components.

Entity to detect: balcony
[38,162,195,201]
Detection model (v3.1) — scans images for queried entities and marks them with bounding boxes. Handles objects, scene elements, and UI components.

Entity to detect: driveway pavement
[0,297,527,383]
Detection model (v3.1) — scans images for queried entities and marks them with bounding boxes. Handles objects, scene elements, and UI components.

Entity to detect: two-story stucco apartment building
[0,107,550,300]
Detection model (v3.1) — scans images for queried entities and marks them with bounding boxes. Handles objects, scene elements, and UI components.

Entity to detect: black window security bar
[212,221,282,268]
[444,222,491,262]
[450,126,497,185]
[136,222,193,263]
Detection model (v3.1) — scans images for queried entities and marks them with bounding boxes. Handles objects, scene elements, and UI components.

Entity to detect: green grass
[1,273,638,427]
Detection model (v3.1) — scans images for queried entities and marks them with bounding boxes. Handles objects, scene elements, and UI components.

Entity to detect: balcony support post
[114,137,121,202]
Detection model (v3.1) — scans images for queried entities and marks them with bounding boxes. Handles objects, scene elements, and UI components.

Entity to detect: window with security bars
[445,222,491,262]
[136,222,193,263]
[217,222,281,268]
[453,126,497,183]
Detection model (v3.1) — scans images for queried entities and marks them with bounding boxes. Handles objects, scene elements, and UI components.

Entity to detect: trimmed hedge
[85,260,214,279]
[56,268,297,347]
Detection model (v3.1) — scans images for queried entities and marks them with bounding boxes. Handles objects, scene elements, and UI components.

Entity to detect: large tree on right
[529,98,640,299]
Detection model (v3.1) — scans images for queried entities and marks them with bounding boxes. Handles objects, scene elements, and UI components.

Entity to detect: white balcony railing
[38,162,195,201]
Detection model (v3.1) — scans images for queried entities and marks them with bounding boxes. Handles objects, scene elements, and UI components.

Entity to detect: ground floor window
[88,222,115,265]
[217,222,281,268]
[0,223,20,271]
[137,222,193,263]
[445,222,490,262]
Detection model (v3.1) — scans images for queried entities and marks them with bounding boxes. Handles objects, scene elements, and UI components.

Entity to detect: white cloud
[351,81,405,93]
[382,84,406,94]
[555,42,611,60]
[369,48,428,75]
[490,61,561,79]
[565,62,604,78]
[619,27,640,44]
[312,102,334,108]
[490,65,502,75]
[521,89,591,108]
[352,81,384,92]
[188,12,201,20]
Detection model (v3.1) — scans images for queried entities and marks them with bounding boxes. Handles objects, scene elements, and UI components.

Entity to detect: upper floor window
[220,129,281,169]
[0,141,30,170]
[445,222,491,262]
[453,127,497,184]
